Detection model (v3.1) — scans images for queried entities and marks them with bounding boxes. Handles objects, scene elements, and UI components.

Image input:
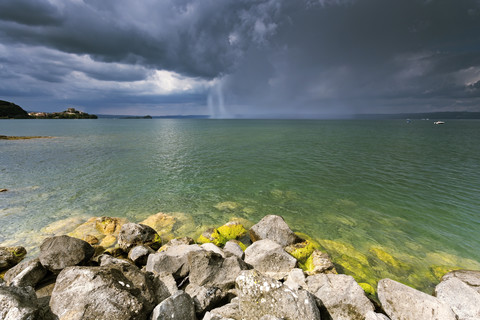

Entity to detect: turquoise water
[1,119,480,291]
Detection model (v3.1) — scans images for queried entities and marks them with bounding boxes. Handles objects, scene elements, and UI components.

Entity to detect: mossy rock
[197,228,227,247]
[96,216,127,235]
[359,282,376,296]
[229,239,247,251]
[140,212,176,236]
[320,239,369,265]
[214,201,243,212]
[299,250,337,275]
[285,240,316,264]
[217,221,247,242]
[369,246,401,268]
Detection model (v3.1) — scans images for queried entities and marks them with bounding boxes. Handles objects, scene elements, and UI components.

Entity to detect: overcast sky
[1,0,480,117]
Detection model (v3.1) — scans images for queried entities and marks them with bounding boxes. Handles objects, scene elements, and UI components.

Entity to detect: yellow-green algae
[284,240,316,264]
[217,221,247,241]
[197,228,227,247]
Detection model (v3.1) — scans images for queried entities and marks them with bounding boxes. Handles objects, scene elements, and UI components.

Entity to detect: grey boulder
[441,269,480,294]
[435,276,480,320]
[377,278,456,320]
[128,245,154,266]
[306,273,375,320]
[188,250,249,290]
[117,223,161,252]
[244,239,296,280]
[150,291,196,320]
[185,283,227,315]
[146,244,204,279]
[236,269,321,320]
[249,215,301,246]
[49,266,157,320]
[4,258,47,287]
[223,240,244,259]
[39,235,94,273]
[0,285,39,320]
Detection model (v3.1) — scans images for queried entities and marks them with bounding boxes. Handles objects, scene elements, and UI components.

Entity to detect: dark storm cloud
[217,0,480,116]
[0,0,480,116]
[0,0,281,78]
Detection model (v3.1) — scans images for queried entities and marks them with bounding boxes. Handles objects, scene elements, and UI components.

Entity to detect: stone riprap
[0,214,478,320]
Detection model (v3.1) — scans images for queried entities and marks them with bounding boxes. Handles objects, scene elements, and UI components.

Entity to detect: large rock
[244,239,296,280]
[441,269,480,294]
[49,266,157,320]
[377,278,456,320]
[188,250,249,290]
[223,240,244,259]
[0,285,39,320]
[117,223,162,252]
[185,283,227,315]
[235,270,321,320]
[4,258,47,287]
[39,235,94,273]
[150,291,196,320]
[128,245,154,266]
[435,277,480,320]
[203,301,239,320]
[0,246,27,271]
[306,273,375,320]
[249,215,301,246]
[146,244,204,279]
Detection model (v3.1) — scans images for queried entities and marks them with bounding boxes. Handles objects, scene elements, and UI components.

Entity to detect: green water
[1,119,479,291]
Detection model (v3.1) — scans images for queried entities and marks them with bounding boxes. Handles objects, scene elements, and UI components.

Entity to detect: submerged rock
[249,215,302,247]
[235,270,321,320]
[214,201,242,212]
[140,212,177,239]
[244,239,296,280]
[0,246,27,271]
[0,285,39,320]
[117,223,162,252]
[377,278,456,320]
[39,235,94,273]
[306,273,375,320]
[68,216,127,248]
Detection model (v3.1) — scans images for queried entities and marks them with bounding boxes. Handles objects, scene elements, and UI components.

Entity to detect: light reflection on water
[1,119,480,291]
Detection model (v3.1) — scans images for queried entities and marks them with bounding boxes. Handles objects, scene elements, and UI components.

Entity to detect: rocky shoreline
[1,214,479,320]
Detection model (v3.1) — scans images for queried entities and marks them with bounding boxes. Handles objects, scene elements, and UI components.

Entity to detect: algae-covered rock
[0,246,27,271]
[197,228,227,247]
[140,212,176,238]
[285,240,316,264]
[359,282,376,296]
[217,221,247,241]
[214,201,242,212]
[301,250,337,275]
[41,216,88,236]
[68,216,128,249]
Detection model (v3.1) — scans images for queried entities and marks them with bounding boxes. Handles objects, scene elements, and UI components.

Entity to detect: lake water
[1,119,479,292]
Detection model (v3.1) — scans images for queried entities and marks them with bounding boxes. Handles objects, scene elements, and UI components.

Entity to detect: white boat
[434,121,445,125]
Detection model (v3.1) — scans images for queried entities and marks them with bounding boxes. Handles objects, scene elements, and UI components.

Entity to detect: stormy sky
[1,0,480,117]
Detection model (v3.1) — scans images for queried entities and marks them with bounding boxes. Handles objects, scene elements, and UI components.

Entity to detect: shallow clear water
[1,119,479,291]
